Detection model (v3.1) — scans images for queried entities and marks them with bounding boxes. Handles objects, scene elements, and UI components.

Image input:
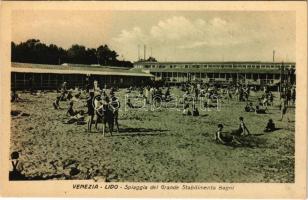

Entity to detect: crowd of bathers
[11,80,295,144]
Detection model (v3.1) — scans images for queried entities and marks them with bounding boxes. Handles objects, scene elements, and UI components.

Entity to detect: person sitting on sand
[255,105,267,114]
[11,90,21,102]
[165,87,171,101]
[264,119,276,132]
[64,110,85,124]
[53,96,61,109]
[232,117,251,136]
[182,103,191,115]
[245,102,255,112]
[215,124,241,145]
[9,151,26,180]
[126,98,135,108]
[67,101,78,116]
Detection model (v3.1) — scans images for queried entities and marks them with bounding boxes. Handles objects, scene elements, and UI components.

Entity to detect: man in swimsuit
[87,92,95,132]
[110,92,120,133]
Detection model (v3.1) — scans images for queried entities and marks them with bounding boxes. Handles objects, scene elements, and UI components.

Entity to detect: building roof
[134,61,296,65]
[11,62,153,77]
[147,68,284,74]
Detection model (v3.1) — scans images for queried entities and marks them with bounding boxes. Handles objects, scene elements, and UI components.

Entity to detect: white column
[266,73,268,84]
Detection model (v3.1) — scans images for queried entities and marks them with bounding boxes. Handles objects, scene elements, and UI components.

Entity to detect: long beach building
[11,62,153,90]
[133,61,296,87]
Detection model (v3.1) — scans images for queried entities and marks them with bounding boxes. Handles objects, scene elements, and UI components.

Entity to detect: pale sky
[12,10,295,62]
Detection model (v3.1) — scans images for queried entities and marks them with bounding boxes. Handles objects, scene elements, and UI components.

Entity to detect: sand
[10,89,295,182]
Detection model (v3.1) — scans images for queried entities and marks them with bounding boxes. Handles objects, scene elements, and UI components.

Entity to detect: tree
[67,44,88,64]
[86,48,99,65]
[11,39,133,68]
[97,45,119,65]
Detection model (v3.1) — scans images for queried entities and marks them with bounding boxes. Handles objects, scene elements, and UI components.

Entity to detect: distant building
[11,62,153,90]
[133,61,296,87]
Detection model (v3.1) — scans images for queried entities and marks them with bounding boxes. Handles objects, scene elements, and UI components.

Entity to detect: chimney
[273,50,275,62]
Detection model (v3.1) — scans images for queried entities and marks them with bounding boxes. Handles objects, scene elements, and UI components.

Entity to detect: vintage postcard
[0,1,307,198]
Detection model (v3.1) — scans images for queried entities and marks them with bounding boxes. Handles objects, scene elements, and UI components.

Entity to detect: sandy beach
[10,89,295,182]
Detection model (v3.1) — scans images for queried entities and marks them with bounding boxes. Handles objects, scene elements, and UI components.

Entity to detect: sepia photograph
[0,1,307,198]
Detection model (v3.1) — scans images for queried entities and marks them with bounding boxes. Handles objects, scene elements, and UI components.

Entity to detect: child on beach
[67,101,78,116]
[9,151,26,180]
[264,119,276,132]
[98,95,113,136]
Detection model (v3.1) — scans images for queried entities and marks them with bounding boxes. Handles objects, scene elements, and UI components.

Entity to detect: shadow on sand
[10,171,66,181]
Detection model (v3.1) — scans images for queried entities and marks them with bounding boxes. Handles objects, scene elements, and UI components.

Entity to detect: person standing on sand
[94,95,102,131]
[291,86,296,106]
[144,86,149,104]
[98,95,113,137]
[149,87,154,105]
[279,95,289,122]
[61,81,67,93]
[87,92,95,132]
[110,92,120,133]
